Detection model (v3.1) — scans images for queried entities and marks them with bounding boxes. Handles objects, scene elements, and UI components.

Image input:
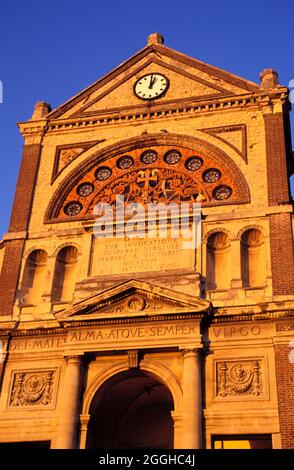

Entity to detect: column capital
[171,411,182,423]
[79,414,90,429]
[181,348,201,358]
[64,354,84,365]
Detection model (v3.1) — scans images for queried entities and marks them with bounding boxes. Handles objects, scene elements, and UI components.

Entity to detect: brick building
[0,33,293,449]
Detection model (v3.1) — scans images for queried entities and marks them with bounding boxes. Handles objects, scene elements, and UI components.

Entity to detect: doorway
[86,369,174,449]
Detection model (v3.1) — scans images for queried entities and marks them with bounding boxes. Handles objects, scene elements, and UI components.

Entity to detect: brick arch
[45,133,250,223]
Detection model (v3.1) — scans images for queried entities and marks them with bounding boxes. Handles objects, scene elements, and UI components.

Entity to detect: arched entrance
[86,369,174,449]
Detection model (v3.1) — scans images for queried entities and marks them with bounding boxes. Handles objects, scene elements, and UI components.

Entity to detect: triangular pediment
[55,279,211,322]
[48,40,259,120]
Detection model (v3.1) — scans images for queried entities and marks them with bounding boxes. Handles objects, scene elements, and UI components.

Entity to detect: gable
[72,59,229,117]
[48,41,259,120]
[55,279,211,322]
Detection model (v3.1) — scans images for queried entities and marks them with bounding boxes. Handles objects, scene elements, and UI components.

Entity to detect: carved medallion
[216,359,263,398]
[9,369,57,407]
[127,295,146,312]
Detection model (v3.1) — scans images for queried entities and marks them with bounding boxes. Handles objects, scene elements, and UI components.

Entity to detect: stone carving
[59,148,84,169]
[127,295,146,312]
[100,297,166,315]
[276,322,294,332]
[9,369,56,407]
[216,360,262,398]
[128,350,139,368]
[87,168,206,211]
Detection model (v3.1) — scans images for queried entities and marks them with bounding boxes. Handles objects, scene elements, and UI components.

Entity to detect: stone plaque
[215,359,264,400]
[8,368,58,408]
[90,235,196,277]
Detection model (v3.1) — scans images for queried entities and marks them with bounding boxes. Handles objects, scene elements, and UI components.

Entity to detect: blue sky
[0,0,293,238]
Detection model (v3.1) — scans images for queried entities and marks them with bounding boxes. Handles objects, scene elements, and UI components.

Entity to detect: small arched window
[241,229,266,287]
[51,246,78,302]
[206,232,231,290]
[21,249,48,305]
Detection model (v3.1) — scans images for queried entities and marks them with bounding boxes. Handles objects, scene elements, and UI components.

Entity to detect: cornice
[16,88,289,137]
[1,308,293,337]
[17,119,48,138]
[0,312,206,337]
[210,311,294,324]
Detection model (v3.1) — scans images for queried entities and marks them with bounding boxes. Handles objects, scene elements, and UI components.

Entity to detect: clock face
[134,73,169,100]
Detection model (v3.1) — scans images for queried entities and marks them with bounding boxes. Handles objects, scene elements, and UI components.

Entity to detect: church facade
[0,33,294,449]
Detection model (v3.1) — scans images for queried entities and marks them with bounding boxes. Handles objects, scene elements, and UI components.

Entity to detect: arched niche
[206,231,231,289]
[241,228,266,288]
[51,245,78,302]
[20,249,48,305]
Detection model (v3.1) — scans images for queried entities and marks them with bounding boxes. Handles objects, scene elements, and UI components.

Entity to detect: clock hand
[148,75,154,89]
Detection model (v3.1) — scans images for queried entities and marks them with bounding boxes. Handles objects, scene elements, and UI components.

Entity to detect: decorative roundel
[24,375,44,394]
[116,155,134,169]
[164,150,181,165]
[185,156,203,171]
[64,201,83,216]
[140,150,157,164]
[77,182,94,197]
[213,185,232,200]
[202,168,221,183]
[95,166,112,181]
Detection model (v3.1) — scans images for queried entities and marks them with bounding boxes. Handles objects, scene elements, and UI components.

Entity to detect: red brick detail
[269,213,294,295]
[45,133,250,222]
[274,344,294,448]
[9,144,42,232]
[264,113,290,206]
[0,239,25,316]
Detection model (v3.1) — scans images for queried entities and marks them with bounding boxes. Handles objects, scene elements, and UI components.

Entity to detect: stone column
[230,238,242,289]
[56,355,84,449]
[0,336,9,393]
[79,414,91,449]
[171,411,183,449]
[181,349,202,449]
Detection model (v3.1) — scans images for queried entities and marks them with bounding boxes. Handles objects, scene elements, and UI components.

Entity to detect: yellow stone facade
[0,33,294,449]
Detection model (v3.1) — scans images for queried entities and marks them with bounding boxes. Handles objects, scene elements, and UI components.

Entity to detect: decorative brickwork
[9,144,43,232]
[51,140,103,182]
[269,213,294,295]
[0,239,25,316]
[45,133,250,222]
[264,113,290,206]
[274,344,294,448]
[0,144,43,316]
[201,124,247,163]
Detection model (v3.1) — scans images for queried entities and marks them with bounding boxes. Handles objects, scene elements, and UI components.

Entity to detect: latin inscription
[211,325,261,338]
[91,236,195,276]
[67,324,196,343]
[10,337,65,352]
[9,323,197,352]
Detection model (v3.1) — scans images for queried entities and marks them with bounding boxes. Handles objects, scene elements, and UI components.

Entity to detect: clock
[134,73,169,100]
